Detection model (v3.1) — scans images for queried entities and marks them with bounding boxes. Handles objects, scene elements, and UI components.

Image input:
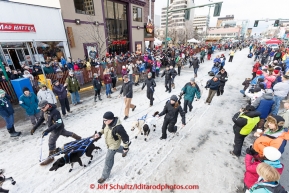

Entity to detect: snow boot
[94,96,97,102]
[98,178,106,184]
[71,133,81,140]
[0,187,9,193]
[98,96,102,101]
[8,126,21,137]
[40,150,55,166]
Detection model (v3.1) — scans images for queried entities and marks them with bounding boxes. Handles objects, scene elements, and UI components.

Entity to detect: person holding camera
[230,105,260,157]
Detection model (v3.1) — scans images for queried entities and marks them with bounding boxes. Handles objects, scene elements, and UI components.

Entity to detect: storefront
[0,1,70,69]
[60,0,146,59]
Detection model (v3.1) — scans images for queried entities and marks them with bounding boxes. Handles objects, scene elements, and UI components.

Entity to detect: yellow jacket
[230,51,235,56]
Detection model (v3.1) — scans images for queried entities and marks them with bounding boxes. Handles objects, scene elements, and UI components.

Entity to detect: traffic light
[184,9,190,20]
[274,20,279,27]
[253,20,259,27]
[213,3,222,17]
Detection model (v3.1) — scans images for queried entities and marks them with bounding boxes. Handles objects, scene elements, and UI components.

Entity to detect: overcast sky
[154,0,289,34]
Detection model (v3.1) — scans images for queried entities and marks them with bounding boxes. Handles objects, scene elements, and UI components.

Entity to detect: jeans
[254,55,259,61]
[59,98,70,115]
[71,91,80,105]
[3,114,14,129]
[183,100,193,113]
[101,146,124,179]
[272,95,285,115]
[156,69,160,77]
[106,84,111,96]
[128,74,133,82]
[240,90,245,95]
[193,68,198,76]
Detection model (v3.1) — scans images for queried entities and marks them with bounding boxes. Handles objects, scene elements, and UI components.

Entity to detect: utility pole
[205,0,213,40]
[164,0,169,49]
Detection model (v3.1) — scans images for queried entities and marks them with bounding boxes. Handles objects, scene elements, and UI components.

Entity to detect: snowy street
[1,48,288,193]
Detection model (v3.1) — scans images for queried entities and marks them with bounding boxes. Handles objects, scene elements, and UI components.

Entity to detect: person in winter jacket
[161,66,173,93]
[216,68,228,96]
[37,84,57,105]
[43,63,54,75]
[240,78,252,97]
[180,78,201,113]
[0,89,21,137]
[220,54,226,68]
[23,70,34,86]
[253,115,289,157]
[244,146,284,190]
[110,67,118,90]
[157,95,186,140]
[92,73,103,102]
[252,60,261,79]
[271,74,289,115]
[245,87,264,105]
[94,111,130,184]
[142,72,156,107]
[121,65,127,81]
[279,99,289,128]
[199,48,206,63]
[263,71,276,89]
[169,65,177,89]
[133,63,140,86]
[251,70,264,86]
[103,68,112,98]
[253,89,275,129]
[248,162,287,193]
[30,100,81,165]
[52,80,71,116]
[205,76,220,105]
[189,56,200,78]
[228,50,235,62]
[119,75,136,120]
[65,71,82,106]
[175,55,183,76]
[230,105,260,157]
[19,87,40,125]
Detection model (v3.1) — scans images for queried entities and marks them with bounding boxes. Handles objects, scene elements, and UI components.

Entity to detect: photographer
[230,105,260,157]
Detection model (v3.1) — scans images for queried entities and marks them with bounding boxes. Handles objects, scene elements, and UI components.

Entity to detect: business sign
[0,22,36,32]
[144,20,154,41]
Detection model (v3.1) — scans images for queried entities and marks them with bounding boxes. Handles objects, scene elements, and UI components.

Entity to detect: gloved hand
[68,90,73,93]
[42,130,49,138]
[246,146,258,156]
[31,128,36,135]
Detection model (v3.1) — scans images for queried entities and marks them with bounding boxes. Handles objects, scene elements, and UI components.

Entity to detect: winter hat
[264,115,285,132]
[265,89,273,94]
[263,147,281,161]
[245,105,255,112]
[256,70,263,75]
[22,87,30,92]
[148,72,152,77]
[170,95,178,102]
[38,100,48,109]
[273,70,280,75]
[253,87,261,93]
[103,111,114,120]
[0,89,6,96]
[190,78,195,82]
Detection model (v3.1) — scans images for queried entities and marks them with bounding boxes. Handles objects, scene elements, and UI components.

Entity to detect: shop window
[133,7,142,22]
[74,0,95,15]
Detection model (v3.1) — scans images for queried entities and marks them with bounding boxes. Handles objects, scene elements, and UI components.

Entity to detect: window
[133,7,142,22]
[74,0,95,15]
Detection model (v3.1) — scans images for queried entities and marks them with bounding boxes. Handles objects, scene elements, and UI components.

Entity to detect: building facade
[0,1,69,70]
[60,0,154,60]
[192,15,208,32]
[208,27,241,39]
[216,15,234,27]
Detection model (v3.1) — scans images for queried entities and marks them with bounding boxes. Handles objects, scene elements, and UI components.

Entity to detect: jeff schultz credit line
[90,183,200,190]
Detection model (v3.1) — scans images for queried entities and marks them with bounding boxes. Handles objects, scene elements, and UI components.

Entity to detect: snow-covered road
[1,48,288,193]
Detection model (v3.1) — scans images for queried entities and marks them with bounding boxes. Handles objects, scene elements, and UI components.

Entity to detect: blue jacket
[251,75,264,85]
[0,94,14,118]
[206,79,220,90]
[67,62,74,70]
[52,84,68,100]
[19,93,40,116]
[213,58,221,64]
[255,94,275,119]
[61,58,66,67]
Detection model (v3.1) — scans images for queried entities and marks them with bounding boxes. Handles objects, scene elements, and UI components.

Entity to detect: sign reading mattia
[0,22,36,32]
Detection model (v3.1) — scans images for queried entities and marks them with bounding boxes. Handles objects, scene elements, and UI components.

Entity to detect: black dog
[49,138,101,172]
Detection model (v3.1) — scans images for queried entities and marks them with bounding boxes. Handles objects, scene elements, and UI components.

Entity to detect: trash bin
[11,78,34,100]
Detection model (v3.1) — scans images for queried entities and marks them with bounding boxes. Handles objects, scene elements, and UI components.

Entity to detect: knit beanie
[103,111,114,120]
[170,95,178,102]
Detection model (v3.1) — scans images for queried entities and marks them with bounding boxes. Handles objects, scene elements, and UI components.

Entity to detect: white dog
[131,112,158,141]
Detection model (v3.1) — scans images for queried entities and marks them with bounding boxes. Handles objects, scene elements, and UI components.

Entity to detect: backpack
[252,184,287,193]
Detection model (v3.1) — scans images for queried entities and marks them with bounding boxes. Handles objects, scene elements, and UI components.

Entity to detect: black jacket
[232,111,261,133]
[142,78,156,92]
[190,58,200,68]
[92,77,102,90]
[120,81,134,98]
[170,69,177,78]
[161,69,172,80]
[53,84,68,100]
[34,104,64,133]
[217,71,228,86]
[159,101,186,124]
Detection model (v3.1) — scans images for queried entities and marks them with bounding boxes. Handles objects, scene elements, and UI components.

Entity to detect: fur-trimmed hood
[264,115,285,132]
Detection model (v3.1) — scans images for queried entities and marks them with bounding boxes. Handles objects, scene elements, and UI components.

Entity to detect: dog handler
[94,111,131,184]
[31,100,81,165]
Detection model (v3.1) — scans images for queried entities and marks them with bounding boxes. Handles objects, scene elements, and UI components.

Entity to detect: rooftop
[208,27,240,34]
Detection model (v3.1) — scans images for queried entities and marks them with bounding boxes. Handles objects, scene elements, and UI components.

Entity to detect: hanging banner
[0,22,36,32]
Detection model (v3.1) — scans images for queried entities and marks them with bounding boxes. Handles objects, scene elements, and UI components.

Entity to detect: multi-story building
[216,15,234,27]
[208,27,241,39]
[192,15,208,32]
[160,0,195,29]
